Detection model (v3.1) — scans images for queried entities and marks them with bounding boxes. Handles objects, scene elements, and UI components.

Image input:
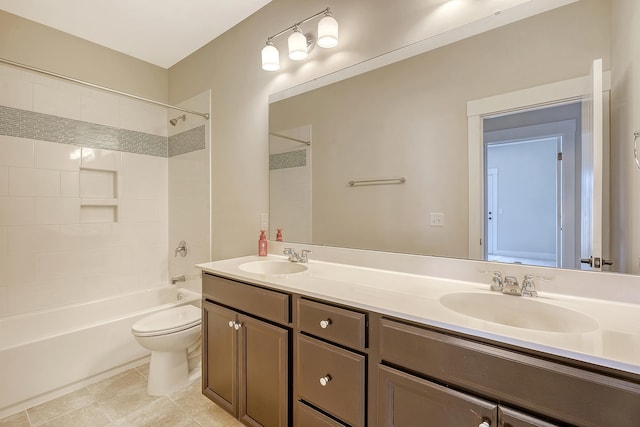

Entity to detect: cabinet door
[202,301,237,416]
[499,406,560,427]
[238,314,289,427]
[378,365,497,427]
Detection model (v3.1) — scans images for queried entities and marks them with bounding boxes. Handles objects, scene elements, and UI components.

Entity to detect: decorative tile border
[0,105,170,157]
[269,149,307,170]
[168,125,206,157]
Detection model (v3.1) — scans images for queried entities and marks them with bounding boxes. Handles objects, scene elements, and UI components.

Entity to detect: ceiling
[0,0,272,69]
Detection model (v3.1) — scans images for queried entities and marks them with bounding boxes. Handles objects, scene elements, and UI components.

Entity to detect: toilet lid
[131,305,201,337]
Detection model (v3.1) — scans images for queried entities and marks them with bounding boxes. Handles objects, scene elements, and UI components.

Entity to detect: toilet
[131,304,202,396]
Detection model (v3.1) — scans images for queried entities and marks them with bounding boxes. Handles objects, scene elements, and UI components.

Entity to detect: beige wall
[611,0,640,274]
[0,10,168,101]
[168,0,611,260]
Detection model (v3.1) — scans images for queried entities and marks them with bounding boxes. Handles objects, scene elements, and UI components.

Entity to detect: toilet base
[147,350,201,396]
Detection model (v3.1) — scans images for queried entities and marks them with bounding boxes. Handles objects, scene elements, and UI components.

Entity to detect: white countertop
[197,255,640,377]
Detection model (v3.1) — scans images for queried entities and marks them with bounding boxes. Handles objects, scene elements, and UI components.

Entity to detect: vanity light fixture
[261,7,339,71]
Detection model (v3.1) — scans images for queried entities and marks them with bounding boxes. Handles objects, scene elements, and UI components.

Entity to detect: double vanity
[197,253,640,427]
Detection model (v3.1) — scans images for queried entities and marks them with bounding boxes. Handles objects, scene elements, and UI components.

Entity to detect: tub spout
[171,275,186,285]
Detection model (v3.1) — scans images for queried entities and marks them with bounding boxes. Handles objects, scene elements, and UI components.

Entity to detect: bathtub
[0,286,200,418]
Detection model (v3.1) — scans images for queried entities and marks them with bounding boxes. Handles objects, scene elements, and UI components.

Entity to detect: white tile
[33,82,82,120]
[81,147,121,171]
[0,75,33,111]
[0,253,36,286]
[80,170,117,199]
[7,224,61,255]
[34,140,81,171]
[9,167,60,197]
[80,205,117,224]
[118,199,157,223]
[0,166,7,195]
[0,135,34,167]
[34,251,79,281]
[121,152,159,177]
[119,174,162,200]
[34,198,80,225]
[80,89,120,128]
[0,196,34,225]
[61,171,80,197]
[79,247,122,277]
[59,223,104,250]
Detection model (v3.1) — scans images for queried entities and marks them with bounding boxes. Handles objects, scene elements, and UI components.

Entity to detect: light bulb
[318,13,338,48]
[261,41,280,71]
[288,27,308,60]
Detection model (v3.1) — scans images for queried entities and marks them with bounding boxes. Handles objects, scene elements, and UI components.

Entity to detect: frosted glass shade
[261,43,280,71]
[317,14,338,48]
[288,29,308,60]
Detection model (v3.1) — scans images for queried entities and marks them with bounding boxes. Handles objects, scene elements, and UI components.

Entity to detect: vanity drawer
[202,273,290,325]
[296,401,346,427]
[296,334,365,427]
[298,298,366,350]
[379,318,640,427]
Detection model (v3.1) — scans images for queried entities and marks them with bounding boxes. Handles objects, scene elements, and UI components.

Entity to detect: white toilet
[131,304,202,396]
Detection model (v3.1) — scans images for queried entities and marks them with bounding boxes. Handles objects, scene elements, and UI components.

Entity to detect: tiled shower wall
[0,64,201,317]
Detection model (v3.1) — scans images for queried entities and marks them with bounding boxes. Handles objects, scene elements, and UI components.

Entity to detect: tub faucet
[171,275,186,285]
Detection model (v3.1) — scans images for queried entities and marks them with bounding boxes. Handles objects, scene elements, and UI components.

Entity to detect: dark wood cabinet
[202,270,640,427]
[202,274,290,427]
[203,302,236,415]
[378,365,497,427]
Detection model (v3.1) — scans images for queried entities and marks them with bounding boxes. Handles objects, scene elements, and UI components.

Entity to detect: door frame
[467,71,611,260]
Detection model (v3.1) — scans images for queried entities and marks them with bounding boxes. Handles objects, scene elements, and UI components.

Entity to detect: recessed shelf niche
[79,168,118,223]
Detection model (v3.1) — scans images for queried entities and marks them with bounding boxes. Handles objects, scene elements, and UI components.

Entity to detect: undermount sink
[440,292,598,333]
[239,260,308,276]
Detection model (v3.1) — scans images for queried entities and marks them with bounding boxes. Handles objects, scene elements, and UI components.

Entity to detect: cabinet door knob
[228,320,235,328]
[319,319,331,329]
[234,322,243,330]
[319,375,332,386]
[479,421,491,427]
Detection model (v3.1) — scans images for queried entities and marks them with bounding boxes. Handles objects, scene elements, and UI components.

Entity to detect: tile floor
[0,364,242,427]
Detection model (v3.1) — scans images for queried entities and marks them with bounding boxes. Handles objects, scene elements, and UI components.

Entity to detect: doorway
[482,103,581,268]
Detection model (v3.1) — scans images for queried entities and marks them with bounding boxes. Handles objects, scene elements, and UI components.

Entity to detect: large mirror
[269,0,637,274]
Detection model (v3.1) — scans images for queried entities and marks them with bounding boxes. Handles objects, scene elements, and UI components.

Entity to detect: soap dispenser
[258,230,268,256]
[276,228,283,242]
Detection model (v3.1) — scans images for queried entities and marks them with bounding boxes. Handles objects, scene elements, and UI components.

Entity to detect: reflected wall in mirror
[269,0,638,274]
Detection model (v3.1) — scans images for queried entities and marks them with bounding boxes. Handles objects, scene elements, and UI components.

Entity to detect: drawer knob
[319,375,332,386]
[479,421,490,427]
[234,322,243,330]
[319,319,332,329]
[228,320,235,328]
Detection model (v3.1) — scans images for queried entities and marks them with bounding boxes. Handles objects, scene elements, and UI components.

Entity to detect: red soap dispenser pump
[276,228,283,242]
[258,230,268,256]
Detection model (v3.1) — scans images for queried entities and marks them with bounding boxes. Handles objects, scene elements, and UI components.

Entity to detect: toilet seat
[132,305,201,337]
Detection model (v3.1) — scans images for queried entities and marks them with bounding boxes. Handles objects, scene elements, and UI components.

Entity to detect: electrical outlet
[430,213,444,227]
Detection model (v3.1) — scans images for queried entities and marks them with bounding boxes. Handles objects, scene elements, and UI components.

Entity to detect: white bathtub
[0,286,200,418]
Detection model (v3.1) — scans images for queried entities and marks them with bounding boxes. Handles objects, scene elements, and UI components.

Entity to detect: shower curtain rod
[0,57,210,120]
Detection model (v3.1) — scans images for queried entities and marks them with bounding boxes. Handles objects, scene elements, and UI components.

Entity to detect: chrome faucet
[174,240,187,257]
[502,276,522,296]
[283,248,312,263]
[521,274,538,297]
[489,271,504,292]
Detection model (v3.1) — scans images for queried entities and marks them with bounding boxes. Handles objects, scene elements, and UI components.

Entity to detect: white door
[580,59,603,271]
